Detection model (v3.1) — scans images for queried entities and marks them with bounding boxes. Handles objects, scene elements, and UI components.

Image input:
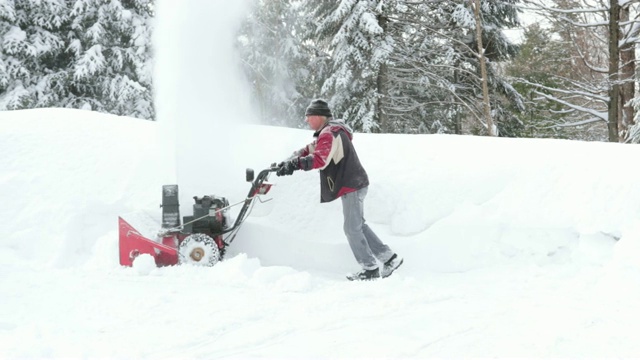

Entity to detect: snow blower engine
[118,165,278,267]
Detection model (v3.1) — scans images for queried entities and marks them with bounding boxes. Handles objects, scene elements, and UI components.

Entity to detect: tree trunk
[377,13,390,133]
[454,65,462,134]
[607,0,620,142]
[619,5,636,141]
[471,0,495,136]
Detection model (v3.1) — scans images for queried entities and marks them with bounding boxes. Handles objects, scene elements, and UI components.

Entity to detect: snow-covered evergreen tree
[379,2,476,134]
[307,0,394,132]
[238,0,316,128]
[506,24,600,139]
[240,0,523,134]
[0,0,69,109]
[522,0,639,142]
[70,0,154,119]
[445,0,524,136]
[0,0,154,119]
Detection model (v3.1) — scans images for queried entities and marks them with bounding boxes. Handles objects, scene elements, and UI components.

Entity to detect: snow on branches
[0,0,154,120]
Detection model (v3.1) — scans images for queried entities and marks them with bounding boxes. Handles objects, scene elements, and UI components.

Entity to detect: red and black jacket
[294,120,369,203]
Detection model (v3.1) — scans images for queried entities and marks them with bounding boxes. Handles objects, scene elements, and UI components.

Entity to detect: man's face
[306,115,326,131]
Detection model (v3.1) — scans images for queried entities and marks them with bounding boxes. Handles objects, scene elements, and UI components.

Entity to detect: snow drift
[2,109,640,358]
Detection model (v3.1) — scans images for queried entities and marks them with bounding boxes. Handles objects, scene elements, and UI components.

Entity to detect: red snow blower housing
[118,165,277,267]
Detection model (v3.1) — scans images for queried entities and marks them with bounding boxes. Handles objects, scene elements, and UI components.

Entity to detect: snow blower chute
[118,165,277,267]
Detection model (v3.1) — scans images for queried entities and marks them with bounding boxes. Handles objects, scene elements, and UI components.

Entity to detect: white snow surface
[3,108,640,358]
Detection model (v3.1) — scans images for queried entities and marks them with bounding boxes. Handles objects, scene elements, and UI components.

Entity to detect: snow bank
[3,108,640,275]
[5,109,640,358]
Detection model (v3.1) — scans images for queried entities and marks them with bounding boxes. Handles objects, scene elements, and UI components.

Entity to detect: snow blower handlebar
[227,164,279,232]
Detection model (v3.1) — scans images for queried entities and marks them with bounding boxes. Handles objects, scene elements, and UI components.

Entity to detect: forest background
[1,0,639,142]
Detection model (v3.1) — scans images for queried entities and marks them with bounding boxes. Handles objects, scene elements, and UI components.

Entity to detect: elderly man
[276,99,403,281]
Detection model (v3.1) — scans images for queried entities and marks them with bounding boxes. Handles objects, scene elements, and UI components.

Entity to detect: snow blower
[118,165,278,267]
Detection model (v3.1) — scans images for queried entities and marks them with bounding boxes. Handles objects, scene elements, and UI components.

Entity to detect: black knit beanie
[305,99,333,118]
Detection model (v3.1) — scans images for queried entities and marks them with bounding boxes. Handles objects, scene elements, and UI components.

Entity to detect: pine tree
[307,0,524,134]
[240,0,524,135]
[0,0,154,119]
[238,0,316,128]
[522,0,640,142]
[70,0,154,119]
[306,0,393,132]
[506,24,582,138]
[447,0,524,136]
[0,0,70,109]
[377,2,464,134]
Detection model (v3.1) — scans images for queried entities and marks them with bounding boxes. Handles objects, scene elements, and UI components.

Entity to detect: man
[276,99,403,281]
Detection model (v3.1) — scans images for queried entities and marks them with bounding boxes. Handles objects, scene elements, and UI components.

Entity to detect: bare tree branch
[534,90,608,121]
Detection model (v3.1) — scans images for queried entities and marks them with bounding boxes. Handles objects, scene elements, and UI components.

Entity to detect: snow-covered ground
[2,0,640,357]
[2,108,640,358]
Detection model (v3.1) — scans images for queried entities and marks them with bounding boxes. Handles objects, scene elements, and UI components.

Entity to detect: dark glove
[276,158,300,176]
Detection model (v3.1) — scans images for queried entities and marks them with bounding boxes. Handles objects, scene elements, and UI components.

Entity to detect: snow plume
[153,0,257,212]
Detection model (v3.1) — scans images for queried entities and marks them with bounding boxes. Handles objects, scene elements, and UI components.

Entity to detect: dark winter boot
[381,253,403,278]
[346,268,380,281]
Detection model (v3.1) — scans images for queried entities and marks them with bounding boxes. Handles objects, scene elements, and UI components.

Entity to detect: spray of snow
[153,0,257,214]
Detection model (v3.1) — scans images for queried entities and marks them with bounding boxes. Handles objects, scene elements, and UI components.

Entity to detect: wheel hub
[190,248,205,261]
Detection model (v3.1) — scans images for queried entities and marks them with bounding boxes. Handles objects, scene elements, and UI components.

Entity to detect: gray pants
[341,187,393,270]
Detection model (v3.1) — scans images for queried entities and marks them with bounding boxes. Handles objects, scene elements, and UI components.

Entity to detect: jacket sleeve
[299,131,334,171]
[292,140,316,158]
